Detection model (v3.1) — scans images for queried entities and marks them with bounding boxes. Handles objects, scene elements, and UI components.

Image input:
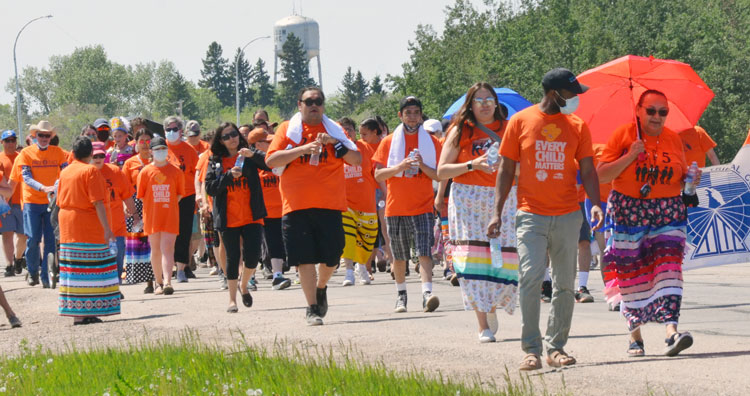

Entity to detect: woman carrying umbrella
[437,82,518,343]
[598,89,700,357]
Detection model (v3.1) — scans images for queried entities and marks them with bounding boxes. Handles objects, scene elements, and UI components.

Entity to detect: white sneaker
[342,272,355,286]
[209,267,218,276]
[479,329,496,343]
[487,312,499,336]
[356,264,371,285]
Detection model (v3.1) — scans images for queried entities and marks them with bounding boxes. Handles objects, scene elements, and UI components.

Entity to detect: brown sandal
[546,350,576,367]
[519,353,542,371]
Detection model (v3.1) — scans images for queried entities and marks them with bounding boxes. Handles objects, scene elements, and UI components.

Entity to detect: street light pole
[235,35,270,125]
[13,14,52,143]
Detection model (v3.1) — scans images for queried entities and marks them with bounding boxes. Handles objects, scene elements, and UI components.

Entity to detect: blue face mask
[165,131,181,143]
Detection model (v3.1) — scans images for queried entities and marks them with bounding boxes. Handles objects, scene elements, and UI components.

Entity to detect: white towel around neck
[386,123,436,177]
[286,112,357,151]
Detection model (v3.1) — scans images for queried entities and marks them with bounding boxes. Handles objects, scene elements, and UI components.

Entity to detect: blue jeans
[116,236,125,284]
[23,203,56,283]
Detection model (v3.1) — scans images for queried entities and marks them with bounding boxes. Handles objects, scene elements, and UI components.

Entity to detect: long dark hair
[210,122,248,159]
[451,82,507,146]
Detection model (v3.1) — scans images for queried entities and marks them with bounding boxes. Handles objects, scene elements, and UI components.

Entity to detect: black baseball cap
[150,135,167,149]
[399,96,423,112]
[542,68,589,94]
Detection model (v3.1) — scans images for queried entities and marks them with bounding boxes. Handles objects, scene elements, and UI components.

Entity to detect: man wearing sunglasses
[266,86,361,326]
[162,116,200,283]
[0,130,27,278]
[8,121,68,288]
[93,118,114,150]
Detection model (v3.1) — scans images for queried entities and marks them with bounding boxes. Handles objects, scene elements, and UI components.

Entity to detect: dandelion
[149,384,154,390]
[46,359,53,364]
[103,392,110,396]
[0,386,6,393]
[223,384,229,391]
[30,366,36,372]
[246,389,263,396]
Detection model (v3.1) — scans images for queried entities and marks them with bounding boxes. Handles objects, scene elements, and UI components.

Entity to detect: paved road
[0,260,747,395]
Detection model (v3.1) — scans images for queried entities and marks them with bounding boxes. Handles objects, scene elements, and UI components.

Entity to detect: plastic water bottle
[683,161,699,195]
[378,200,385,209]
[309,147,320,166]
[132,218,144,233]
[234,154,245,169]
[487,142,500,166]
[109,240,118,256]
[405,149,419,177]
[490,237,503,268]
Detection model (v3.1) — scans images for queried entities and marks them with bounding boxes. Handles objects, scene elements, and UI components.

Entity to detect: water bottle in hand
[487,141,500,166]
[309,146,320,166]
[406,149,419,177]
[490,237,503,269]
[683,161,699,195]
[109,240,118,256]
[234,154,245,169]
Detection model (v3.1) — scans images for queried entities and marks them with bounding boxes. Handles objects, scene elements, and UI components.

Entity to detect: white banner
[684,145,750,270]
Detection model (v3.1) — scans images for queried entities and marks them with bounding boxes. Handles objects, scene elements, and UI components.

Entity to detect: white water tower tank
[273,15,323,88]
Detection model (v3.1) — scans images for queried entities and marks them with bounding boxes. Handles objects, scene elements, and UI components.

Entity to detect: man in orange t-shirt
[489,68,602,370]
[163,116,200,282]
[266,86,361,326]
[373,96,442,314]
[185,120,210,155]
[679,126,719,167]
[0,130,27,277]
[8,121,68,287]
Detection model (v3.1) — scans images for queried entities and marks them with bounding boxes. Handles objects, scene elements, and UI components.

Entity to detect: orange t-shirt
[258,169,282,218]
[452,120,504,187]
[344,140,378,212]
[220,155,262,228]
[136,163,185,235]
[189,140,210,155]
[9,145,68,205]
[600,123,686,199]
[0,151,21,205]
[589,144,612,202]
[500,105,594,216]
[167,140,199,197]
[196,151,214,208]
[266,121,348,215]
[679,126,716,168]
[358,140,379,162]
[57,160,108,244]
[122,155,151,188]
[372,132,442,217]
[100,163,135,237]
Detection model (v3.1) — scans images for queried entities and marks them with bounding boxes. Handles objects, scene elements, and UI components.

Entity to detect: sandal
[664,332,693,357]
[519,353,542,371]
[546,350,576,368]
[628,340,645,357]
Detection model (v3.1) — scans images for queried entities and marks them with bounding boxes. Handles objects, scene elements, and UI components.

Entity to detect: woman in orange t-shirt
[206,122,268,312]
[437,82,518,343]
[122,129,156,292]
[57,137,119,324]
[136,136,185,296]
[598,90,700,357]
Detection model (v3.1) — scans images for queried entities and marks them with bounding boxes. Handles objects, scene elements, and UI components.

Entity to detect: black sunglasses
[301,97,324,107]
[165,127,180,133]
[92,154,106,159]
[36,133,52,139]
[221,130,240,141]
[645,107,669,117]
[3,138,16,143]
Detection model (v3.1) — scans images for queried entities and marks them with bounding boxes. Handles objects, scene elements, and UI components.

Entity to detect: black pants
[221,223,263,280]
[174,194,196,264]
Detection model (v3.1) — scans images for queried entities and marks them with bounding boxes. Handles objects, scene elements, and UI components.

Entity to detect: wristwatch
[466,161,473,171]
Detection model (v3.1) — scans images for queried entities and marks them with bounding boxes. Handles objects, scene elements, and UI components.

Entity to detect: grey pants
[516,210,582,356]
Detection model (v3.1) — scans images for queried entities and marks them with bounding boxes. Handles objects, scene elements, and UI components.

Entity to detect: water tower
[273,15,323,89]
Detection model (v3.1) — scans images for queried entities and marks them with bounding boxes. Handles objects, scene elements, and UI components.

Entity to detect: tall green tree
[276,33,315,116]
[250,58,275,107]
[199,42,233,107]
[370,75,384,96]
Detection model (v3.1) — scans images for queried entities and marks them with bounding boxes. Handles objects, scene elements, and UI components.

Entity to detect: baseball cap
[185,120,201,137]
[399,96,423,112]
[93,118,110,129]
[253,119,279,129]
[423,119,442,134]
[91,142,107,156]
[1,130,17,141]
[247,128,273,144]
[542,68,589,94]
[150,135,167,149]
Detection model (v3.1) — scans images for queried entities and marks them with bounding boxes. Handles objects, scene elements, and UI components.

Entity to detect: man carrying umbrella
[488,68,603,370]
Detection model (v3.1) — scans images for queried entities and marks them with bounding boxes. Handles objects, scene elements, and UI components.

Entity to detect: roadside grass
[0,331,564,396]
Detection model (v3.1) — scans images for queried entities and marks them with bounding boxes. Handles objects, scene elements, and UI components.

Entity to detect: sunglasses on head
[36,133,52,139]
[165,127,180,133]
[92,154,106,159]
[645,107,669,117]
[301,97,324,107]
[221,130,240,141]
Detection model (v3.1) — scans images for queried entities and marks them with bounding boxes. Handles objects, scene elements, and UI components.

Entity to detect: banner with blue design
[684,146,750,270]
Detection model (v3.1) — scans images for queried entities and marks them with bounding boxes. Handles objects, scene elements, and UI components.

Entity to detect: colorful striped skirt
[125,196,153,284]
[603,190,686,332]
[342,208,378,264]
[59,242,121,317]
[449,183,518,314]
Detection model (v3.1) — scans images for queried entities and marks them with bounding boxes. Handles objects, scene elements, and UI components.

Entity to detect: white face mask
[165,131,181,143]
[152,149,168,162]
[557,92,579,115]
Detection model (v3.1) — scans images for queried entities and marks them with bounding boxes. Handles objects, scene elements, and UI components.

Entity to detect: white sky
[1,0,488,106]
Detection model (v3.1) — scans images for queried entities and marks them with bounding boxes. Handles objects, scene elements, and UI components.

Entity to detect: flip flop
[628,340,645,357]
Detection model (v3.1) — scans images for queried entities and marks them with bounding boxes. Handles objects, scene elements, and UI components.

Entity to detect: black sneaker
[184,267,197,279]
[306,304,324,326]
[143,283,154,294]
[14,257,25,275]
[541,280,552,303]
[272,276,291,290]
[422,291,440,312]
[575,286,594,303]
[27,273,39,286]
[316,286,328,318]
[4,266,14,277]
[394,291,407,313]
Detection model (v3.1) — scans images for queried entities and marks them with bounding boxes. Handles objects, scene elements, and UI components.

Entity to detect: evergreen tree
[157,71,197,119]
[231,48,255,110]
[338,67,357,114]
[276,33,315,116]
[353,71,369,104]
[370,75,384,96]
[199,42,233,107]
[251,58,275,107]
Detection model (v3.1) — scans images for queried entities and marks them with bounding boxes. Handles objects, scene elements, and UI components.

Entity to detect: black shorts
[263,217,286,259]
[579,202,591,243]
[282,208,344,267]
[174,194,196,263]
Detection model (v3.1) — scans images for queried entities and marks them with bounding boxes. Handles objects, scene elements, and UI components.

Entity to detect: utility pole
[176,100,184,118]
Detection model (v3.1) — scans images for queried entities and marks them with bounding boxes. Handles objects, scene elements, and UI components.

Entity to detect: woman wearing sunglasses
[597,89,701,357]
[205,122,268,313]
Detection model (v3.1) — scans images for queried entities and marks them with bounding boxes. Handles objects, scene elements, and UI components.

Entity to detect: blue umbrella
[442,87,533,120]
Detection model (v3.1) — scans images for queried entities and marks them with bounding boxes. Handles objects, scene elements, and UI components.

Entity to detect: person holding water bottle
[598,89,701,358]
[56,137,119,325]
[437,82,517,343]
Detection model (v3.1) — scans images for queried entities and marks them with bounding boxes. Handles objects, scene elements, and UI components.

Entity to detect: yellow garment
[341,208,378,264]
